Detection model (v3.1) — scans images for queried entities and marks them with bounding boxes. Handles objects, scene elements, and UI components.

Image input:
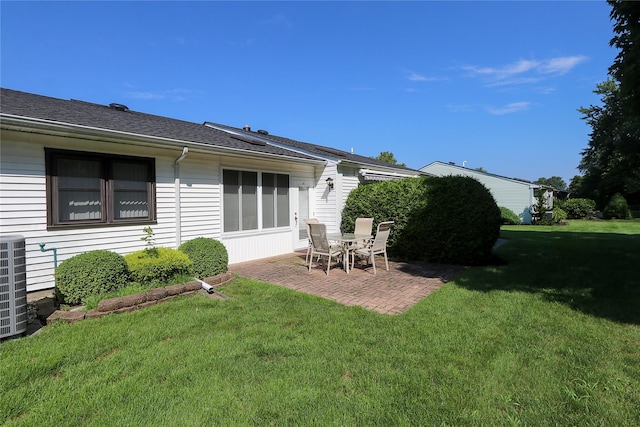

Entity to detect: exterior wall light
[326,177,334,189]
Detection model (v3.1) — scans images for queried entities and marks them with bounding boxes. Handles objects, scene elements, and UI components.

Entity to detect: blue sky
[1,1,616,184]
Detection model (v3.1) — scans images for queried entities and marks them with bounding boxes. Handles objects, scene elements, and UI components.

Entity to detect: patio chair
[308,223,344,276]
[304,218,320,263]
[353,217,373,249]
[351,221,394,275]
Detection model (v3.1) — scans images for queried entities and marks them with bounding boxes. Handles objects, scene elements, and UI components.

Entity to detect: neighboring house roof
[205,122,422,176]
[421,161,571,195]
[421,161,540,188]
[0,88,321,163]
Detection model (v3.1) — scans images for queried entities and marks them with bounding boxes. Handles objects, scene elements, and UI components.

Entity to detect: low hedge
[556,198,596,219]
[341,177,427,256]
[500,206,521,225]
[125,247,193,284]
[55,250,130,305]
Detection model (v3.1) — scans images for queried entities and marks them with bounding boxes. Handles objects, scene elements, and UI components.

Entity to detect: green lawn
[1,220,639,426]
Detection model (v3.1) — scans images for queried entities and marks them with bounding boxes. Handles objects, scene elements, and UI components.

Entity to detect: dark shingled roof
[206,122,419,172]
[0,88,318,162]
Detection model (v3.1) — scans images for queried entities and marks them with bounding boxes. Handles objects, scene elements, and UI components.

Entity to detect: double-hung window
[223,169,289,232]
[46,149,156,227]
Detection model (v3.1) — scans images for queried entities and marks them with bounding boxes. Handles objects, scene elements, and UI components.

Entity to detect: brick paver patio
[230,252,462,315]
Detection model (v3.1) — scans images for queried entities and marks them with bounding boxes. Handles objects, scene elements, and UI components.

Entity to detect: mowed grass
[1,220,639,426]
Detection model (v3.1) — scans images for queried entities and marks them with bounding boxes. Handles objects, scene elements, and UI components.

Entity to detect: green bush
[341,177,427,255]
[603,193,632,219]
[417,176,501,265]
[341,176,501,266]
[54,250,130,305]
[556,198,596,219]
[553,207,568,223]
[125,247,193,284]
[500,206,521,225]
[179,237,228,278]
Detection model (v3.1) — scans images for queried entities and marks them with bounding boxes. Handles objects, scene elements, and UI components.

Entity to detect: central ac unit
[0,235,28,339]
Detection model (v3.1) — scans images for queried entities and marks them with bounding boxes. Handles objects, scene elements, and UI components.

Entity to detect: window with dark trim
[45,149,156,227]
[262,173,290,229]
[223,169,290,232]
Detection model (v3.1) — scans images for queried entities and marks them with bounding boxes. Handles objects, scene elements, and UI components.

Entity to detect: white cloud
[464,59,540,78]
[124,88,194,102]
[406,71,440,82]
[540,56,588,75]
[486,102,531,115]
[463,55,588,86]
[125,91,165,100]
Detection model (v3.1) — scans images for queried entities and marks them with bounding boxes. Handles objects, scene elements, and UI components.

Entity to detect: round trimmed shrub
[417,176,501,265]
[179,237,228,278]
[603,193,632,219]
[500,206,521,225]
[54,250,130,305]
[125,247,193,284]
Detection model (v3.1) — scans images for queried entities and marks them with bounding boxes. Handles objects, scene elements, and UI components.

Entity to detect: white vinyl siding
[175,157,221,244]
[2,120,415,291]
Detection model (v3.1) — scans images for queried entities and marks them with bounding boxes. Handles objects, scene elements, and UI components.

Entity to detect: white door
[293,183,312,249]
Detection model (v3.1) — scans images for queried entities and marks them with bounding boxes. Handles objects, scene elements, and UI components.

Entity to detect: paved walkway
[230,252,462,315]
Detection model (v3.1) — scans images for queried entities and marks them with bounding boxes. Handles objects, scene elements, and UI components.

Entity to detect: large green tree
[609,0,640,121]
[372,151,406,167]
[577,1,640,205]
[534,176,567,190]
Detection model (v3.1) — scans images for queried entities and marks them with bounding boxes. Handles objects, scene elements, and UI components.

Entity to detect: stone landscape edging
[46,272,235,325]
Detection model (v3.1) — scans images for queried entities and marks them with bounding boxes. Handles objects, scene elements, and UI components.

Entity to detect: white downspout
[174,147,189,247]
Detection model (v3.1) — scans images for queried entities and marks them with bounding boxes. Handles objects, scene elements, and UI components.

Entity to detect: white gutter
[0,114,325,165]
[174,147,189,247]
[358,168,418,178]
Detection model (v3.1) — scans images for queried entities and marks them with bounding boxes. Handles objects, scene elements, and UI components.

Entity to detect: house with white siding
[0,88,419,292]
[420,161,544,224]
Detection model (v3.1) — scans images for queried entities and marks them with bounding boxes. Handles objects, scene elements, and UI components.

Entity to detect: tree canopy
[576,1,640,206]
[372,151,406,167]
[534,176,567,190]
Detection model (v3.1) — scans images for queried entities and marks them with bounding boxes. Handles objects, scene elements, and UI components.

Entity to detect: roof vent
[109,103,129,112]
[257,129,269,135]
[243,124,251,131]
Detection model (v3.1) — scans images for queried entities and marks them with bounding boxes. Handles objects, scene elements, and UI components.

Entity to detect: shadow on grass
[453,229,640,325]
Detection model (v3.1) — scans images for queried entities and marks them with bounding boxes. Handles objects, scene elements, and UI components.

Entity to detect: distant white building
[420,161,543,224]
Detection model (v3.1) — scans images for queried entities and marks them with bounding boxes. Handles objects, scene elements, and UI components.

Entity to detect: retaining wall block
[184,280,202,291]
[146,287,168,301]
[47,310,86,324]
[122,293,147,307]
[165,283,185,296]
[98,297,125,312]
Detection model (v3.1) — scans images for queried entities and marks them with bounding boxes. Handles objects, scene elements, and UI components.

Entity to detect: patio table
[327,232,372,274]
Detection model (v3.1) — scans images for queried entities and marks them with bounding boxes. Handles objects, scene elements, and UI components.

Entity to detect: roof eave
[1,114,326,165]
